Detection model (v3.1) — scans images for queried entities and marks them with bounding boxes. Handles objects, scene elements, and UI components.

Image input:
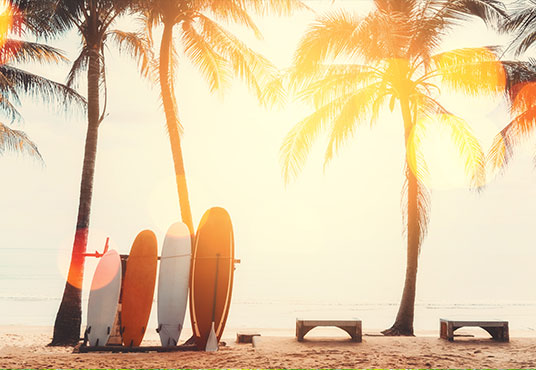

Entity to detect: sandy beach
[2,326,536,368]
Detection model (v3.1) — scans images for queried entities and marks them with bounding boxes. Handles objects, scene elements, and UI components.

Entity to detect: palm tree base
[381,326,415,336]
[48,338,80,347]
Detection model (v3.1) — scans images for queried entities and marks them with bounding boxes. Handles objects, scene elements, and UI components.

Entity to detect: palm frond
[244,0,310,16]
[488,106,536,170]
[323,83,383,165]
[292,11,362,77]
[0,94,22,123]
[107,29,155,80]
[0,39,68,65]
[181,20,231,93]
[432,47,506,96]
[503,1,536,54]
[196,14,278,104]
[0,121,41,159]
[0,65,86,112]
[450,0,507,27]
[502,60,536,103]
[201,0,263,39]
[280,93,354,183]
[414,92,486,188]
[294,64,380,108]
[401,165,431,254]
[66,48,89,88]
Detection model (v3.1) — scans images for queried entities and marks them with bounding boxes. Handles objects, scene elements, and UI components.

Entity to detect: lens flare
[56,229,116,291]
[89,250,121,291]
[0,0,13,50]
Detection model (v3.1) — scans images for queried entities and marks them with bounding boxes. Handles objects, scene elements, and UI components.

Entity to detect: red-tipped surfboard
[189,207,235,351]
[121,230,158,347]
[86,249,122,347]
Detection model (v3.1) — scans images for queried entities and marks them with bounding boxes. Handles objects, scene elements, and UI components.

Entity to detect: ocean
[2,247,536,336]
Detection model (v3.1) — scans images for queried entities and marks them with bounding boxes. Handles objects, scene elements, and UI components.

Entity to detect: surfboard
[121,230,158,347]
[189,207,235,350]
[86,249,122,347]
[157,222,191,346]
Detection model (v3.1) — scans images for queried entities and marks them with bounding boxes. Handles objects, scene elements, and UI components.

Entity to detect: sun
[0,0,14,50]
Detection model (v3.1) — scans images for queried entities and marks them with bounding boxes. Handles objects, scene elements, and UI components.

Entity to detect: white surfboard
[157,222,191,346]
[86,249,122,347]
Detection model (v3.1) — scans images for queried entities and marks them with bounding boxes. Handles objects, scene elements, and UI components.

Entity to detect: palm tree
[488,1,536,169]
[134,0,307,236]
[0,3,84,160]
[281,0,506,335]
[13,0,151,345]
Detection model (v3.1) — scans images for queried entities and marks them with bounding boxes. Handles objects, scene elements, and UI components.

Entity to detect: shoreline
[2,326,536,368]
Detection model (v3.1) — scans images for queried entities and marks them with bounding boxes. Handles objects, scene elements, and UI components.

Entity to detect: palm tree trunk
[159,20,194,236]
[382,96,420,336]
[50,45,101,346]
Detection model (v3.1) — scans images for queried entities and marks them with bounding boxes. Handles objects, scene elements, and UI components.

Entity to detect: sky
[2,0,536,329]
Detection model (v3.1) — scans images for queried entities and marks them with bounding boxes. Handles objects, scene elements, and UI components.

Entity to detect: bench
[296,319,362,342]
[440,319,509,342]
[236,332,260,344]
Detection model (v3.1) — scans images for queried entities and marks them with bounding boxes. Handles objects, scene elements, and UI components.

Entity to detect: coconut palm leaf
[0,39,68,64]
[323,83,384,165]
[181,19,231,93]
[400,167,431,251]
[432,47,506,96]
[292,11,363,76]
[0,94,22,123]
[280,93,356,183]
[244,0,310,16]
[295,64,380,108]
[0,121,41,159]
[0,65,85,110]
[503,1,536,55]
[196,14,278,102]
[107,29,154,80]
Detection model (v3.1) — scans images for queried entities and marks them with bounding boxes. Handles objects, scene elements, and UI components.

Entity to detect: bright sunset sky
[1,0,536,318]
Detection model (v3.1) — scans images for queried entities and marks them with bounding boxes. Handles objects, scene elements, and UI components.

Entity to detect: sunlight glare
[56,229,117,290]
[407,115,483,191]
[0,0,13,51]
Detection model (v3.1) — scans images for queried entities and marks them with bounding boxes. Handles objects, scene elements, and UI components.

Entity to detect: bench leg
[338,326,362,342]
[296,321,303,341]
[440,321,455,341]
[440,321,447,340]
[446,323,455,341]
[483,325,509,342]
[296,322,314,342]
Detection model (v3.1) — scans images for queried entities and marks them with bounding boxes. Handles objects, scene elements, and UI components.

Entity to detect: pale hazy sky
[2,0,536,325]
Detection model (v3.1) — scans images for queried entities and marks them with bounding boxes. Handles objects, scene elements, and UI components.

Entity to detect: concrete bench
[440,319,509,342]
[236,332,260,344]
[296,319,362,342]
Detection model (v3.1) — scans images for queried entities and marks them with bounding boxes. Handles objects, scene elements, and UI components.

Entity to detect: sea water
[1,247,536,335]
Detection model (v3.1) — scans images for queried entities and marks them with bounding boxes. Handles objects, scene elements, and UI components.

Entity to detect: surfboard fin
[205,322,218,352]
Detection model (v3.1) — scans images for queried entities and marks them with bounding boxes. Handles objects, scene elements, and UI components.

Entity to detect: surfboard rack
[76,344,198,353]
[82,237,110,258]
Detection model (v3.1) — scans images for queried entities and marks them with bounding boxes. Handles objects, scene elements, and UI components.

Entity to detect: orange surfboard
[189,207,235,350]
[121,230,158,347]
